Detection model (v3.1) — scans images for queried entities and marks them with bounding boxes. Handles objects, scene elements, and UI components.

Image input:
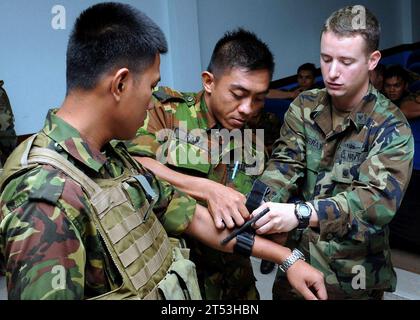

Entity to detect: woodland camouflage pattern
[127,86,265,300]
[0,109,196,299]
[0,80,17,167]
[260,85,414,299]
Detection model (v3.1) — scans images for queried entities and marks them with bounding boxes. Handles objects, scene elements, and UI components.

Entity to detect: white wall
[197,0,414,81]
[0,0,174,135]
[0,0,417,135]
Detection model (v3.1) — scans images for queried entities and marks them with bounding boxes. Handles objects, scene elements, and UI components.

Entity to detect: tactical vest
[0,133,201,300]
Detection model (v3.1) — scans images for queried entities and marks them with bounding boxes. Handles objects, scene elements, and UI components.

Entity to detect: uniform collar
[42,109,107,172]
[311,84,378,136]
[196,91,217,130]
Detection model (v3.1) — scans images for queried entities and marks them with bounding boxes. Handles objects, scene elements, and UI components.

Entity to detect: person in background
[0,80,17,168]
[383,64,410,106]
[369,63,385,92]
[267,63,318,100]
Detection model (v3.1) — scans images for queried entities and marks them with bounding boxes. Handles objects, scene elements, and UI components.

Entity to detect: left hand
[251,202,298,234]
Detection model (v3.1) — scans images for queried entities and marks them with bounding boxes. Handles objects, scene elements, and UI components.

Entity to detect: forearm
[267,89,294,100]
[400,101,420,119]
[185,204,292,264]
[135,156,211,201]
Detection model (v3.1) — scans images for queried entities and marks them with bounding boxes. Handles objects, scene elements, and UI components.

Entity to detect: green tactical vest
[0,133,202,300]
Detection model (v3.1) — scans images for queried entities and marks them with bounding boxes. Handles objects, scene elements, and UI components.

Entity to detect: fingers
[296,285,318,300]
[222,212,236,229]
[250,203,269,219]
[213,215,226,230]
[312,276,328,300]
[237,202,250,220]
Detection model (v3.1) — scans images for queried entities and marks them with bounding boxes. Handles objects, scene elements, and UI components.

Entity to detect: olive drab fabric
[0,80,17,167]
[0,109,200,300]
[260,85,414,299]
[127,86,265,300]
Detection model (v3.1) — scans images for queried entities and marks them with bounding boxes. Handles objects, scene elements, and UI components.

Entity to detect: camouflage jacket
[0,80,17,166]
[0,109,196,299]
[261,85,414,296]
[127,86,265,195]
[126,87,263,300]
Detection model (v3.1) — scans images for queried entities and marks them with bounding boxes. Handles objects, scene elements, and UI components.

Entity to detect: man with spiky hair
[253,5,414,300]
[127,29,280,300]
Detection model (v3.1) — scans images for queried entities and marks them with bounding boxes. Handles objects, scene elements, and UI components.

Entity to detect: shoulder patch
[153,86,186,103]
[153,86,198,107]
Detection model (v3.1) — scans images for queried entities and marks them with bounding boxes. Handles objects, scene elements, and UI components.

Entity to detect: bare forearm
[267,89,294,100]
[400,101,420,120]
[135,156,209,201]
[186,204,292,264]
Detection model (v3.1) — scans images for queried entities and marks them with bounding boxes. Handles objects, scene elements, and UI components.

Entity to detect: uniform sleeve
[0,169,86,300]
[259,97,307,202]
[148,171,196,236]
[309,119,414,242]
[126,98,172,158]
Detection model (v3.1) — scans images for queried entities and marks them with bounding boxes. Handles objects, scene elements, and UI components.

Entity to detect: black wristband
[245,179,270,213]
[234,230,255,257]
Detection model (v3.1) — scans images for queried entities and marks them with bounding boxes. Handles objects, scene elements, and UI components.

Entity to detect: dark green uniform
[127,86,265,299]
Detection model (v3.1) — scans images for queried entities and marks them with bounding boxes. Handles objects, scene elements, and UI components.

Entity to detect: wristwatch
[278,248,305,273]
[294,202,312,230]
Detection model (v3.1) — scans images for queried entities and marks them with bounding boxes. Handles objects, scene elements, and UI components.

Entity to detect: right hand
[286,259,328,300]
[205,180,249,229]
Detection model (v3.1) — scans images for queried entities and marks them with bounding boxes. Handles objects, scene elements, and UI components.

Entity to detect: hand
[205,180,249,229]
[266,232,288,245]
[251,202,298,234]
[286,259,328,300]
[290,89,301,99]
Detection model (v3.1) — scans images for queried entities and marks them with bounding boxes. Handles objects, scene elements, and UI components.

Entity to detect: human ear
[368,50,382,71]
[202,71,215,94]
[111,68,130,101]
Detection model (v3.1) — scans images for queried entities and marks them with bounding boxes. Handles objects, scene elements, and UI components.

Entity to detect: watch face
[299,204,311,218]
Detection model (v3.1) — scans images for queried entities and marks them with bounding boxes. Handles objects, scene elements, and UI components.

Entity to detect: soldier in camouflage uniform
[0,3,327,300]
[0,3,199,300]
[0,80,17,167]
[252,6,414,299]
[127,29,274,300]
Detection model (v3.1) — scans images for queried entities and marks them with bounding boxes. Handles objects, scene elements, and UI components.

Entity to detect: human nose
[238,98,253,116]
[328,61,340,80]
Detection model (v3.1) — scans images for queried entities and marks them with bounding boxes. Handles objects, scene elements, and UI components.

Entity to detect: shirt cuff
[309,198,351,240]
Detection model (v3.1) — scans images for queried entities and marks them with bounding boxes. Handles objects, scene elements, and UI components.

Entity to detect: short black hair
[384,65,409,84]
[297,63,317,77]
[66,2,167,93]
[207,28,275,78]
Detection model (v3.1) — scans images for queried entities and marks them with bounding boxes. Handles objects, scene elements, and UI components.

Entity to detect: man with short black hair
[126,28,322,300]
[383,65,410,106]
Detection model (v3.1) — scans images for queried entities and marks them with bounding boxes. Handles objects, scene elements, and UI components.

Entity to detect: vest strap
[28,147,102,197]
